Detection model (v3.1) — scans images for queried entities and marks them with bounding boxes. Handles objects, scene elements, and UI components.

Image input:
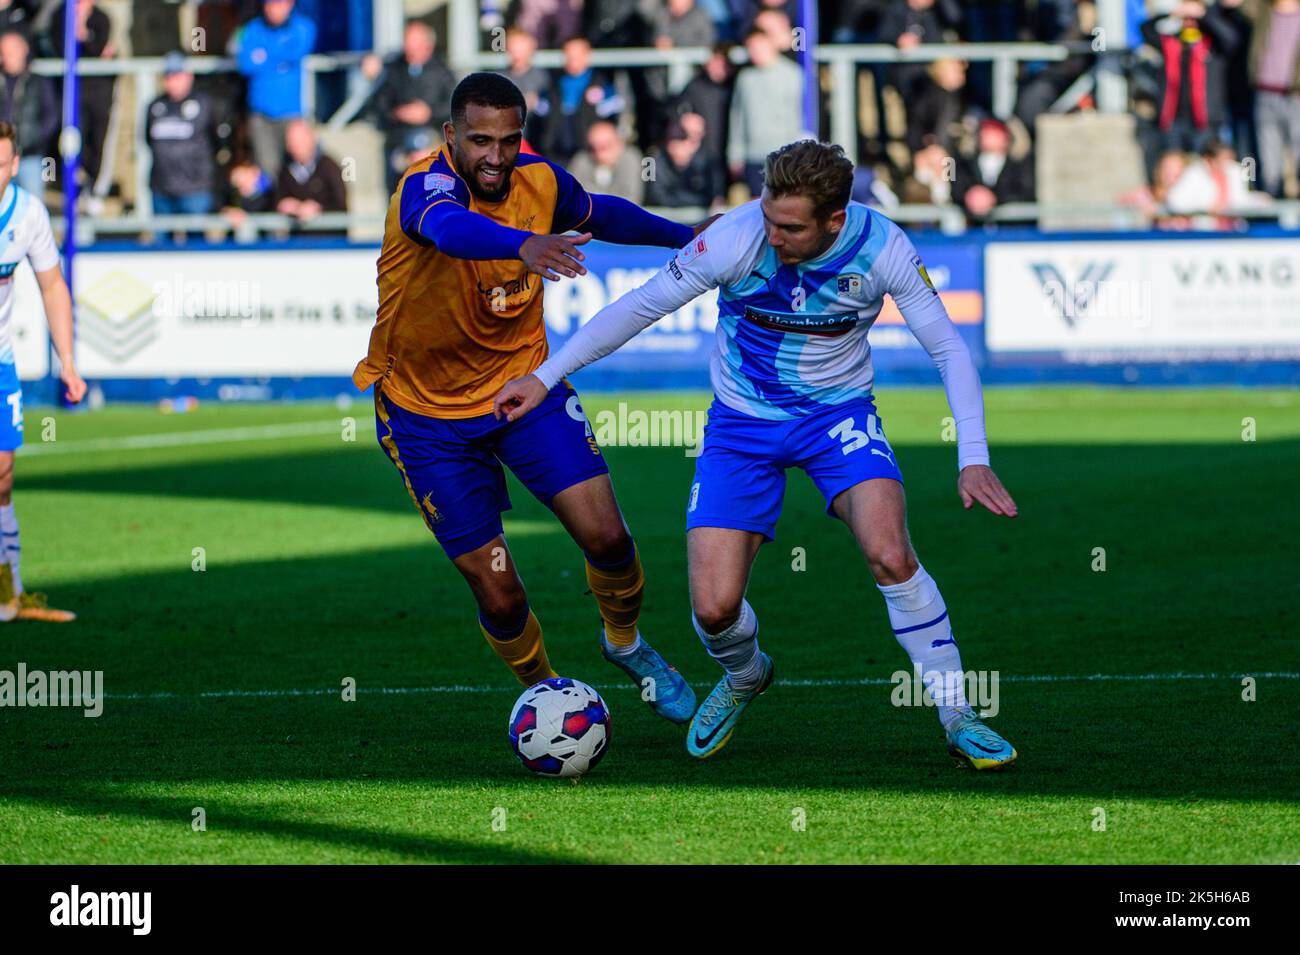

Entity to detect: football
[508,678,611,778]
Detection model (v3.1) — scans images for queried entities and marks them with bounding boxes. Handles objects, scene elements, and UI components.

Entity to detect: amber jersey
[354,145,594,418]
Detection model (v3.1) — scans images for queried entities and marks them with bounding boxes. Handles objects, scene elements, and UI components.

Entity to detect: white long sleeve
[534,239,722,390]
[881,225,989,470]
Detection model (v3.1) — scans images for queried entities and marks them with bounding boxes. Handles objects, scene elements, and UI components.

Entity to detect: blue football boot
[945,709,1018,770]
[686,653,774,758]
[602,634,697,724]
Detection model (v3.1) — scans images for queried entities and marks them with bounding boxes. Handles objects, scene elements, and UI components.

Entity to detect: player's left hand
[692,213,722,236]
[61,365,87,405]
[958,464,1017,518]
[492,374,548,422]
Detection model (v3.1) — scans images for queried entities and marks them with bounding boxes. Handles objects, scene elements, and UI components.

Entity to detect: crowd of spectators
[0,0,1293,238]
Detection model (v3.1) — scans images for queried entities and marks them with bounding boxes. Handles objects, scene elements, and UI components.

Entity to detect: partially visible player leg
[500,383,695,722]
[0,398,74,624]
[688,526,767,692]
[831,478,1016,770]
[374,387,555,686]
[0,451,16,621]
[451,535,556,686]
[680,405,789,757]
[684,525,777,756]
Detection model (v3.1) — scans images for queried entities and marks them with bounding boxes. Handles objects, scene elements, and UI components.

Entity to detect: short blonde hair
[762,140,853,220]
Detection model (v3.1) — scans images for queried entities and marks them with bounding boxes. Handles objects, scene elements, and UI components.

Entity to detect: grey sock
[693,599,764,693]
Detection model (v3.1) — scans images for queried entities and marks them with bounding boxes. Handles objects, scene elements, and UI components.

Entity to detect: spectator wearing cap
[0,0,30,38]
[360,19,455,193]
[568,119,646,203]
[237,0,317,179]
[543,36,626,163]
[274,119,347,233]
[952,117,1034,220]
[50,0,116,202]
[0,28,55,199]
[727,28,803,196]
[146,53,219,219]
[646,120,725,209]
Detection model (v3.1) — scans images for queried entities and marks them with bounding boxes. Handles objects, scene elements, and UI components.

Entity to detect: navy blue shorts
[375,382,609,559]
[686,396,904,541]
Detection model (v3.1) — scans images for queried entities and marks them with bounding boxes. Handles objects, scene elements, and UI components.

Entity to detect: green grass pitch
[0,386,1297,864]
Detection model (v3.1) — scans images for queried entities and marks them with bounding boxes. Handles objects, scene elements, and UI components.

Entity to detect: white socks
[693,598,766,693]
[602,629,642,657]
[878,566,969,727]
[0,503,20,595]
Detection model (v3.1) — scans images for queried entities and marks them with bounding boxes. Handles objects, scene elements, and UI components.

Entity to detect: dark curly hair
[450,72,527,129]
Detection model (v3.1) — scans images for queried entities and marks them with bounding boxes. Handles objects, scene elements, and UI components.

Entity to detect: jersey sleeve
[880,221,989,470]
[398,165,533,259]
[25,200,60,273]
[547,158,595,234]
[533,226,729,390]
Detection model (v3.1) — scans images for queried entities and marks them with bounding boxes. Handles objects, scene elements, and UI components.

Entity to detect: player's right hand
[520,232,592,281]
[493,374,548,422]
[61,364,87,404]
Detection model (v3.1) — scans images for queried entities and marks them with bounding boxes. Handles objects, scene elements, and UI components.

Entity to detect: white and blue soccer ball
[508,677,611,778]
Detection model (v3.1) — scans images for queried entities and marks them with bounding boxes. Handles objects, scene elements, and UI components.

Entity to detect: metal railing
[29,52,365,224]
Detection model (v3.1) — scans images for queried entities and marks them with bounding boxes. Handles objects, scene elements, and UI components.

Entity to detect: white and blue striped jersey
[0,183,60,367]
[536,199,989,469]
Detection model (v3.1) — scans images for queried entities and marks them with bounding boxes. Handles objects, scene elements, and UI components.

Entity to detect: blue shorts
[0,363,22,452]
[686,396,903,541]
[374,382,608,559]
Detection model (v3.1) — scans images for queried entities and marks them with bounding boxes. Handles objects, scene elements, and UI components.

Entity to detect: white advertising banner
[986,239,1300,362]
[71,248,381,377]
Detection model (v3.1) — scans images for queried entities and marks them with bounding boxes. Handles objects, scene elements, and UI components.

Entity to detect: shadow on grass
[0,785,593,864]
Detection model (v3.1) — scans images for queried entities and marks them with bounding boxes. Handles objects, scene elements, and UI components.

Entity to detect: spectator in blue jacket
[237,0,317,178]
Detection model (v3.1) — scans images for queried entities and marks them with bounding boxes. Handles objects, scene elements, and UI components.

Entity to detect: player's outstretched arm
[35,265,86,404]
[882,224,1016,518]
[493,233,723,422]
[578,193,716,249]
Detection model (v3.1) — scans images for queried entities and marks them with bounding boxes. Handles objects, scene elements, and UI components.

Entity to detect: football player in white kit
[494,141,1021,769]
[0,122,86,622]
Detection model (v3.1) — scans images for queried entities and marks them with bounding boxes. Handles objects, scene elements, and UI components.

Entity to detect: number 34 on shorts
[827,412,895,465]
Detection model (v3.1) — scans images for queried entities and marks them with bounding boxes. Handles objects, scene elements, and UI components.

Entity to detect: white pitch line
[103,671,1299,703]
[19,419,372,456]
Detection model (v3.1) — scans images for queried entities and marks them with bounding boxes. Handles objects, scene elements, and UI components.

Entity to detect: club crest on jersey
[423,172,455,194]
[836,273,866,300]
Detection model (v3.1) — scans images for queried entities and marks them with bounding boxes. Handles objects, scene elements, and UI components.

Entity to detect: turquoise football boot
[686,653,774,758]
[945,709,1018,770]
[602,634,697,724]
